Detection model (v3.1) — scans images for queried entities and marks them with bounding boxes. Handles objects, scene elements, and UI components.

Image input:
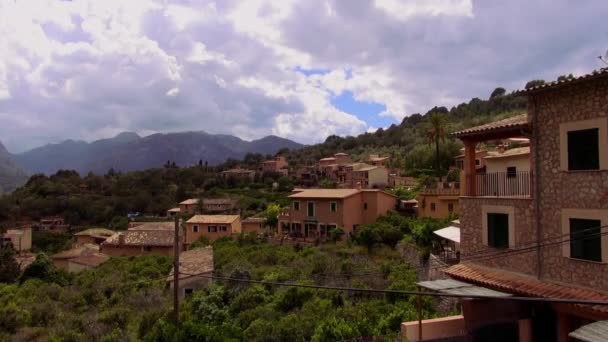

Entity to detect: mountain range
[6,131,303,177]
[0,142,29,194]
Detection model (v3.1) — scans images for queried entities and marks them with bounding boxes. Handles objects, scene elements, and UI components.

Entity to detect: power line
[177,271,608,306]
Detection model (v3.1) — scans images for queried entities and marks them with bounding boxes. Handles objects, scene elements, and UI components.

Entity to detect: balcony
[464,171,531,198]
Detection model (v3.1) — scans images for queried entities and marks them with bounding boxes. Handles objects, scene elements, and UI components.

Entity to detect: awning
[417,279,512,297]
[569,321,608,342]
[434,226,461,243]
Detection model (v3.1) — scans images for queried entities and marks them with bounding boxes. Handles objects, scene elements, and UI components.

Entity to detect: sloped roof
[128,222,175,231]
[187,215,240,224]
[179,198,199,205]
[203,198,236,205]
[52,244,99,259]
[485,146,531,159]
[168,246,214,281]
[569,321,608,342]
[289,189,360,199]
[69,253,109,267]
[445,263,608,315]
[74,228,115,237]
[103,230,175,247]
[242,217,265,223]
[319,157,336,162]
[515,68,608,95]
[433,226,461,243]
[167,207,181,213]
[452,114,529,138]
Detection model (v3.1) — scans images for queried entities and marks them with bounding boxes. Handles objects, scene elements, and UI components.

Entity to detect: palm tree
[426,112,447,177]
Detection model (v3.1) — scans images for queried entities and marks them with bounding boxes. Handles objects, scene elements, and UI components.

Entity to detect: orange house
[278,188,397,241]
[185,215,242,244]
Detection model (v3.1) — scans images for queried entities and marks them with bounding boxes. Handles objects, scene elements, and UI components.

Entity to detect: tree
[490,87,506,99]
[328,227,345,243]
[525,79,545,89]
[354,225,380,253]
[378,225,403,249]
[425,112,447,177]
[20,253,66,284]
[0,244,20,283]
[263,203,281,229]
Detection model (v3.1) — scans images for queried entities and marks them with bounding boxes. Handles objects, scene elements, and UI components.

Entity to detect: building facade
[185,215,242,243]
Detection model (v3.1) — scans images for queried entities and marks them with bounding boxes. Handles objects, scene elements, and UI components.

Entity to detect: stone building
[168,246,214,299]
[402,69,608,342]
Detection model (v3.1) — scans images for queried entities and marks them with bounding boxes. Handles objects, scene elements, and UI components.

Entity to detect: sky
[0,0,607,153]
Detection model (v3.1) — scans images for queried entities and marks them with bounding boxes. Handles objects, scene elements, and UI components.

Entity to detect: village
[2,69,608,341]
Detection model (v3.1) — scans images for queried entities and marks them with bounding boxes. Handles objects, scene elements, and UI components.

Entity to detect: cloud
[0,0,606,153]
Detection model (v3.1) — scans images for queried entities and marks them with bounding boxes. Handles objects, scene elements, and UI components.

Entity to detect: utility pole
[173,216,180,327]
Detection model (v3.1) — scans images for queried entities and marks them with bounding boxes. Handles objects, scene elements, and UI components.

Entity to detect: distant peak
[113,132,141,142]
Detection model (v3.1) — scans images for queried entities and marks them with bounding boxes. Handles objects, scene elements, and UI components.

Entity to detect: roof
[168,246,214,281]
[319,157,336,162]
[353,165,380,172]
[69,253,109,267]
[289,189,360,199]
[515,68,608,95]
[187,215,240,224]
[334,153,348,156]
[74,228,115,237]
[401,199,419,204]
[202,198,235,205]
[418,279,511,297]
[52,244,100,259]
[569,321,608,342]
[128,222,175,231]
[179,198,199,205]
[445,263,608,315]
[452,114,529,138]
[167,207,181,213]
[485,146,530,159]
[368,156,389,162]
[433,226,461,243]
[103,230,175,247]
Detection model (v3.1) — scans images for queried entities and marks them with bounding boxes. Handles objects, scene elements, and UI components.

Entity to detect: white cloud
[373,0,473,20]
[166,87,180,96]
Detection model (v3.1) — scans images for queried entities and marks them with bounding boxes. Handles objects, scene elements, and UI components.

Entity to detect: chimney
[118,233,125,246]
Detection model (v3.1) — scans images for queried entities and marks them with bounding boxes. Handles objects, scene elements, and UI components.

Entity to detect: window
[184,288,194,297]
[506,166,517,178]
[293,201,300,211]
[475,159,481,166]
[487,213,509,248]
[448,203,454,212]
[307,202,315,217]
[430,203,436,211]
[568,128,599,170]
[192,225,199,233]
[208,225,217,232]
[569,218,601,262]
[143,246,152,252]
[364,203,368,210]
[220,225,227,232]
[330,202,337,213]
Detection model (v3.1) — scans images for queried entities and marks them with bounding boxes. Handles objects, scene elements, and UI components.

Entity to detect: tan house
[367,154,389,167]
[51,244,109,272]
[453,150,489,171]
[167,207,181,217]
[202,198,237,213]
[417,183,460,219]
[278,188,397,240]
[241,217,267,234]
[101,226,178,257]
[168,246,214,299]
[185,215,242,244]
[388,174,417,189]
[74,228,115,245]
[403,69,608,341]
[1,226,32,252]
[179,199,200,214]
[349,164,389,189]
[261,156,288,175]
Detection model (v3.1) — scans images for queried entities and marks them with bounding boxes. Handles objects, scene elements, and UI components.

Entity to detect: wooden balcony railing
[465,171,531,197]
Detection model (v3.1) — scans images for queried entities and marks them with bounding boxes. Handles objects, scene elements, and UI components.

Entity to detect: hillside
[283,88,527,174]
[0,142,29,194]
[13,132,303,175]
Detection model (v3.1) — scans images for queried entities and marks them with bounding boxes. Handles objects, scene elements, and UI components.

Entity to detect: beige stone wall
[459,197,536,275]
[186,221,240,242]
[416,194,459,219]
[530,77,608,290]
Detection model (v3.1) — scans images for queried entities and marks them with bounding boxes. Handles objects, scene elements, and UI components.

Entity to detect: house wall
[185,219,241,243]
[417,194,459,219]
[100,245,174,257]
[3,227,32,251]
[361,191,396,224]
[180,203,198,214]
[530,77,608,290]
[485,154,531,174]
[459,197,537,275]
[368,168,389,188]
[169,273,213,299]
[290,198,347,227]
[242,221,265,234]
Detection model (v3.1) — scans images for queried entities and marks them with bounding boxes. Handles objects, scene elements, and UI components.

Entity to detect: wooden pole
[418,286,423,341]
[173,216,180,327]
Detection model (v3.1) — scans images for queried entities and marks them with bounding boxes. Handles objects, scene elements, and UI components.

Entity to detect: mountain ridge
[13,131,303,175]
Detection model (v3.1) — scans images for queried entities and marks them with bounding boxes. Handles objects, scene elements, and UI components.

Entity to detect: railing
[420,187,460,195]
[465,171,531,197]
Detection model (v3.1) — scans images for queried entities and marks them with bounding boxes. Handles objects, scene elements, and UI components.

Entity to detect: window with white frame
[482,205,515,249]
[208,225,217,233]
[562,209,608,263]
[192,225,199,233]
[560,118,607,171]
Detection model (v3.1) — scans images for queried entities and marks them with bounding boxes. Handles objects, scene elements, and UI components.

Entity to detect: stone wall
[530,76,608,290]
[459,197,536,275]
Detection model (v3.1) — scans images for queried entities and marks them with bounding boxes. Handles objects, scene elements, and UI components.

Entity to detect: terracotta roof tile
[452,114,529,138]
[168,247,214,281]
[69,253,109,267]
[187,215,240,224]
[128,222,175,231]
[103,230,175,247]
[445,263,608,315]
[515,68,608,94]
